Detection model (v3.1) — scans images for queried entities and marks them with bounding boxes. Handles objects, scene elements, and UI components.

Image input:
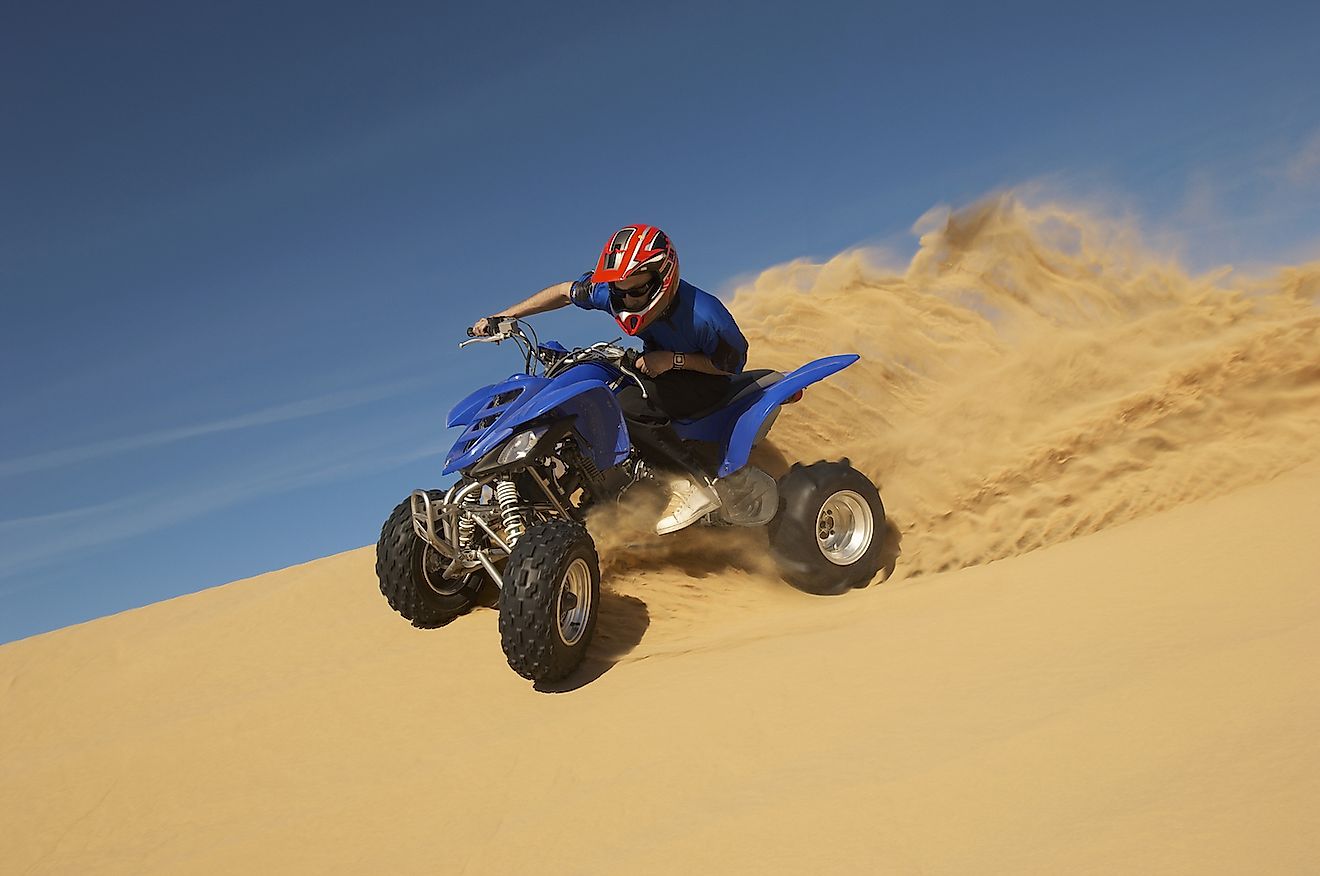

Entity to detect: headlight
[496,425,550,465]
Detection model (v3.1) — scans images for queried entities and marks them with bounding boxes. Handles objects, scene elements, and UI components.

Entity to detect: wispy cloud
[0,377,430,480]
[0,426,451,586]
[1112,128,1320,270]
[1284,128,1320,188]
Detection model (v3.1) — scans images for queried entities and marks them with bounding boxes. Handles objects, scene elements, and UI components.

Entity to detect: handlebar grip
[467,326,478,337]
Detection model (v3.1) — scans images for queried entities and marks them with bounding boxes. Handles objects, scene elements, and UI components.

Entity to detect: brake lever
[459,333,507,348]
[461,317,521,347]
[615,352,649,399]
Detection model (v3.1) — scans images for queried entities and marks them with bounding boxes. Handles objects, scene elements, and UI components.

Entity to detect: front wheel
[768,460,885,595]
[499,520,601,683]
[376,493,481,628]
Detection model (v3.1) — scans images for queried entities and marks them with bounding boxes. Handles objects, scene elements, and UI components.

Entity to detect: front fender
[441,365,631,476]
[512,375,631,472]
[446,375,535,428]
[718,354,859,478]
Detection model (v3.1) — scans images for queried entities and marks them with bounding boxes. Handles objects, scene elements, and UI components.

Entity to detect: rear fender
[717,354,859,478]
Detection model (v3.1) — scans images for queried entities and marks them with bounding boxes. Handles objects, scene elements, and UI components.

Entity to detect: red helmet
[592,224,680,335]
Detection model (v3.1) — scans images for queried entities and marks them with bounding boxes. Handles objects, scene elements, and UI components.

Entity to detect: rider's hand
[636,351,675,377]
[470,316,500,337]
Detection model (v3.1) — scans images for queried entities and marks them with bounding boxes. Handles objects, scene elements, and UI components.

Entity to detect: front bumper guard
[409,488,507,588]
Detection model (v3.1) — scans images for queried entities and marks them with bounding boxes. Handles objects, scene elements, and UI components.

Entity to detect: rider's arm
[637,350,731,377]
[694,293,749,374]
[472,282,572,334]
[494,281,572,318]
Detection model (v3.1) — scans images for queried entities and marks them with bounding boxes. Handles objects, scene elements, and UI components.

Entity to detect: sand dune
[3,196,1319,873]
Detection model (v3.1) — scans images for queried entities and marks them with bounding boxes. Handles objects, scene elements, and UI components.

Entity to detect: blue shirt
[569,274,749,374]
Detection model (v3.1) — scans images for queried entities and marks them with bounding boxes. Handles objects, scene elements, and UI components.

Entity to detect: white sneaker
[655,475,722,535]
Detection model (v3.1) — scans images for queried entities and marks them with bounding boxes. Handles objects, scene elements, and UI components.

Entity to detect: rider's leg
[615,373,728,477]
[615,374,727,533]
[615,385,700,473]
[649,371,731,419]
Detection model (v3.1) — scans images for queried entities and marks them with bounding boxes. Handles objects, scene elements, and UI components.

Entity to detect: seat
[676,369,784,422]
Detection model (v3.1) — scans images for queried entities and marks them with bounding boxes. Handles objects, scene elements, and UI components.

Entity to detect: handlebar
[461,316,520,348]
[458,316,648,396]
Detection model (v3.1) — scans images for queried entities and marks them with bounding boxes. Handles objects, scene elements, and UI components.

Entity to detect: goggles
[608,272,661,308]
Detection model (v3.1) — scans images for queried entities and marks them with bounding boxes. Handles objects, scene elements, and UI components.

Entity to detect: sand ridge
[2,462,1317,873]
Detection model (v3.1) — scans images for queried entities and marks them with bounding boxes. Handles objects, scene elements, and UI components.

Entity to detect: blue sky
[3,1,1319,642]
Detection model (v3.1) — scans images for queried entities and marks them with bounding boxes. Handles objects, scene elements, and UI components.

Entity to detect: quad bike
[376,318,885,683]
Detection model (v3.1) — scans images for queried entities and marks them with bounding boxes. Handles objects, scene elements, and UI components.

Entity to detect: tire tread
[768,460,885,595]
[499,520,600,682]
[376,493,476,629]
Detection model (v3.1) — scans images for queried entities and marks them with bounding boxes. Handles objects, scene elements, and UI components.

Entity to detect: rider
[469,224,749,534]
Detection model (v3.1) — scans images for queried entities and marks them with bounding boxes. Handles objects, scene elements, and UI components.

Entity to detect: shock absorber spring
[449,481,482,551]
[495,479,527,545]
[457,508,476,550]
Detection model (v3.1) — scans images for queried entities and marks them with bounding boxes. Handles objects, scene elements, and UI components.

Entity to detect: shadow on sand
[877,518,904,582]
[537,516,902,692]
[537,445,906,691]
[535,590,651,693]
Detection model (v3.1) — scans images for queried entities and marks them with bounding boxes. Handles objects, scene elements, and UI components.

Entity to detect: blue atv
[376,318,885,683]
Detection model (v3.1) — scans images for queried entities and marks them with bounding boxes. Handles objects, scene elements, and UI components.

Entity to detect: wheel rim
[422,544,466,596]
[815,490,874,566]
[556,557,593,646]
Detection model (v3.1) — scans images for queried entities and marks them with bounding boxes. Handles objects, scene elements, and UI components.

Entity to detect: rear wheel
[768,460,885,595]
[376,493,481,628]
[499,520,601,683]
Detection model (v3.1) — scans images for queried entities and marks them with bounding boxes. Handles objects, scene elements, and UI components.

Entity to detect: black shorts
[615,371,730,425]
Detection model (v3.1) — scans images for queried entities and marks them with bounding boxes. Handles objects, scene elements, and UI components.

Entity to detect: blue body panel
[441,341,859,481]
[679,354,859,478]
[673,394,757,444]
[446,374,540,429]
[441,363,629,476]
